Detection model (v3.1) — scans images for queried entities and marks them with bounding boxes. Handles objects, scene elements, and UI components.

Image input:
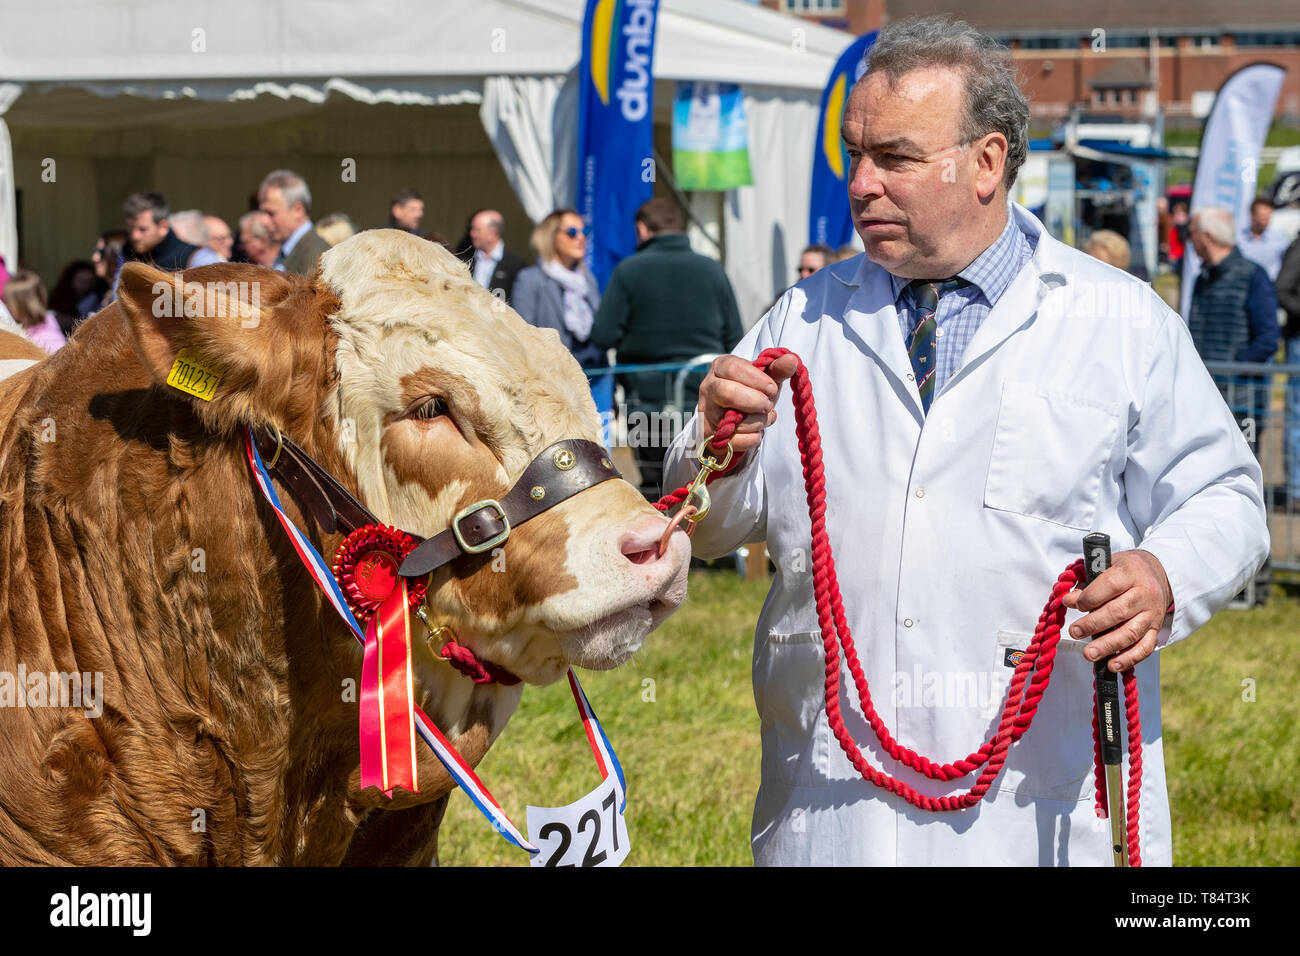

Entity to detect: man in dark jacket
[590,197,744,498]
[123,192,221,271]
[459,209,527,304]
[258,169,331,277]
[1277,234,1300,500]
[1187,205,1279,459]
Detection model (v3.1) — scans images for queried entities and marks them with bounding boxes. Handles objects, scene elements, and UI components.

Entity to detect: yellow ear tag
[166,348,222,402]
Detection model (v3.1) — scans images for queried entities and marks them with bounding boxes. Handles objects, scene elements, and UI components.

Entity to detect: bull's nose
[619,515,680,566]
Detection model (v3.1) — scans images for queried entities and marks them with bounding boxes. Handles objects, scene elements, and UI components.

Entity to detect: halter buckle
[452,499,510,554]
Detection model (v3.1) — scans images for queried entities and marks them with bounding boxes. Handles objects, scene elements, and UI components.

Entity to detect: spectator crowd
[2,164,1300,507]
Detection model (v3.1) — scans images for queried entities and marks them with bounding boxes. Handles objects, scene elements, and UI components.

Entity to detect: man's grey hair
[238,210,273,242]
[168,209,208,246]
[259,169,313,214]
[1192,206,1236,247]
[864,16,1030,189]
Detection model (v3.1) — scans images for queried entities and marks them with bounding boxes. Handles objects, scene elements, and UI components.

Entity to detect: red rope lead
[658,347,1142,865]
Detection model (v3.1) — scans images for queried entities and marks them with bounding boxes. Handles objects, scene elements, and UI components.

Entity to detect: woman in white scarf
[511,209,605,369]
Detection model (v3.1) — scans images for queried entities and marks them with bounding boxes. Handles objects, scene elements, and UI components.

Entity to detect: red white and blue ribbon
[569,670,627,810]
[244,427,624,855]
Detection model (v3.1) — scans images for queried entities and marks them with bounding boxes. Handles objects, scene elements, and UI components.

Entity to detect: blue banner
[578,0,661,289]
[808,31,876,248]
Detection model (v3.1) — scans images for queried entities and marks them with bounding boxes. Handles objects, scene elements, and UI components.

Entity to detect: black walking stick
[1081,532,1128,867]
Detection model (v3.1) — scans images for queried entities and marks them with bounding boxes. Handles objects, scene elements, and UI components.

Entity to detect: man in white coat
[664,17,1268,866]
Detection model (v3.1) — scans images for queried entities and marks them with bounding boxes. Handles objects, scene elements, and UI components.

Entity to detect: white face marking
[317,231,690,688]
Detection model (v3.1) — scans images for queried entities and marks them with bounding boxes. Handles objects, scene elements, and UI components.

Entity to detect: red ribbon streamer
[359,579,420,797]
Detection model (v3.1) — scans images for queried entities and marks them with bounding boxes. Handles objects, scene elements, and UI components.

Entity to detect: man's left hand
[1060,549,1173,672]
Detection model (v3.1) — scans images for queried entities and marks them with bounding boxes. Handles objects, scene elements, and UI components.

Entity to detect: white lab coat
[664,203,1268,866]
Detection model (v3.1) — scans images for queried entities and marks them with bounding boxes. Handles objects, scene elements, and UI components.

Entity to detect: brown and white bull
[0,230,690,865]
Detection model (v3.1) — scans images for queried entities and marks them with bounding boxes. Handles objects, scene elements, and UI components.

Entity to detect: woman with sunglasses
[511,209,604,370]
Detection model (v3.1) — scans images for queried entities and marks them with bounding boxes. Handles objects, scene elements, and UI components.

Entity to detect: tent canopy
[0,0,846,88]
[0,0,853,326]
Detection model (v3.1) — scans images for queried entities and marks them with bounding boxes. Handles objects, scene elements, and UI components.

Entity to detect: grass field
[438,569,1300,867]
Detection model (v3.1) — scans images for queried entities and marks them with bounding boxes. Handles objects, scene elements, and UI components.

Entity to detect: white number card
[526,777,629,868]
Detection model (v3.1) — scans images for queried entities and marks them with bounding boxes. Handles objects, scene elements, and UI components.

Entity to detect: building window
[1236,31,1300,47]
[782,0,844,12]
[1013,36,1077,50]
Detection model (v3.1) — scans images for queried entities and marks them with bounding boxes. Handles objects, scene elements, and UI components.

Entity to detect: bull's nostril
[620,519,679,566]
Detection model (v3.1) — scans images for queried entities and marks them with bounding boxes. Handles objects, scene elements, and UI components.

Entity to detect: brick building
[762,0,1300,125]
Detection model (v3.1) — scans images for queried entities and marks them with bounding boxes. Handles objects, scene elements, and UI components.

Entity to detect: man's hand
[1060,549,1173,672]
[697,353,800,454]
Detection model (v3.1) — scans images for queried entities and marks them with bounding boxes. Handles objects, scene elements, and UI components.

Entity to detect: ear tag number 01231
[526,776,629,867]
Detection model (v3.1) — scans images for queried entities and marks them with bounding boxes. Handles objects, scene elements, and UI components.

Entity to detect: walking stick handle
[1081,533,1122,767]
[1081,532,1130,866]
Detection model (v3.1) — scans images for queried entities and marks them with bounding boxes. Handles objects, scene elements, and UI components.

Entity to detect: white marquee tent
[0,0,853,326]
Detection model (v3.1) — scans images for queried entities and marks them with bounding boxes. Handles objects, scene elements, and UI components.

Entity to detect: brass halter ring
[265,422,285,470]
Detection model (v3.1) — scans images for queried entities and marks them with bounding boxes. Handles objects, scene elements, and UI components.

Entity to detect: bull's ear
[116,262,307,428]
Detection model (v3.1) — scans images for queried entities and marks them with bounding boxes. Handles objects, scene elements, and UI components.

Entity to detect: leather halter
[249,426,622,578]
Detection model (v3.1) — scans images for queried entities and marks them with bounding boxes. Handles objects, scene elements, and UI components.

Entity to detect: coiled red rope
[656,347,1142,866]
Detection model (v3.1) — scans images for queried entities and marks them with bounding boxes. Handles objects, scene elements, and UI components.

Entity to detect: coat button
[906,372,915,381]
[915,488,925,498]
[904,618,913,628]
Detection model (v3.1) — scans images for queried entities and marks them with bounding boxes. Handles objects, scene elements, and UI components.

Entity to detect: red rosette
[333,524,427,624]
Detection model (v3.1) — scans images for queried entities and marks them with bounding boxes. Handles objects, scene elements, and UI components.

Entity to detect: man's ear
[116,261,314,431]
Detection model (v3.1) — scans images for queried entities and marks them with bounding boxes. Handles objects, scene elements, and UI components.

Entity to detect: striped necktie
[905,277,968,414]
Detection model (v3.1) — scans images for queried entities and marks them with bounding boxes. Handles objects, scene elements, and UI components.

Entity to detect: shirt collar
[476,241,504,264]
[889,209,1025,306]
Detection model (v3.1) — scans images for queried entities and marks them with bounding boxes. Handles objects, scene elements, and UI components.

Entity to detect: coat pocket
[983,381,1122,531]
[753,630,829,789]
[994,629,1096,800]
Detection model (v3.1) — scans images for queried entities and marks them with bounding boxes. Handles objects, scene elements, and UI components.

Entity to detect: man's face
[1250,204,1271,235]
[469,212,501,253]
[798,251,826,278]
[127,211,168,254]
[205,216,233,259]
[259,187,304,242]
[1189,215,1212,261]
[842,67,1003,279]
[393,199,424,232]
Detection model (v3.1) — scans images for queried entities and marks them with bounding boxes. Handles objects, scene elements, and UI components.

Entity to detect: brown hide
[0,264,493,865]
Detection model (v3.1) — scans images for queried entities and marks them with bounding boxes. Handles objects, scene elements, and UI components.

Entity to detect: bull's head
[116,231,690,695]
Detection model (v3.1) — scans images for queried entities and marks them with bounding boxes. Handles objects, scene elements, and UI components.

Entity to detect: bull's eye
[414,397,448,420]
